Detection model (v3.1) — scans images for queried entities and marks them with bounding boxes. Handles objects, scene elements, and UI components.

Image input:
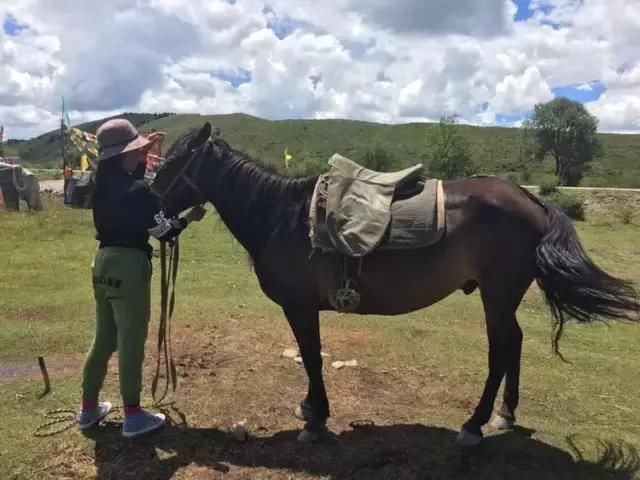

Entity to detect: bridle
[152,136,211,206]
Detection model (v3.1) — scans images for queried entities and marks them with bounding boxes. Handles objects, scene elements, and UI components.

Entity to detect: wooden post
[38,356,51,397]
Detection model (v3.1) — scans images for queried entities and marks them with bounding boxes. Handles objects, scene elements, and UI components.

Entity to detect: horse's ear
[188,122,212,149]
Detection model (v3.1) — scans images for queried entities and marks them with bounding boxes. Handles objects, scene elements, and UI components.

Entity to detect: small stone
[332,361,345,369]
[282,348,298,359]
[321,352,330,358]
[294,356,303,364]
[345,359,358,367]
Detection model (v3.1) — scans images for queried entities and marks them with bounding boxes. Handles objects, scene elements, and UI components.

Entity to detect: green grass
[10,112,640,187]
[1,198,639,479]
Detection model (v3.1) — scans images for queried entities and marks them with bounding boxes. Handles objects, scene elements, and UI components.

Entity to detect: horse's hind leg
[491,319,523,430]
[457,280,530,446]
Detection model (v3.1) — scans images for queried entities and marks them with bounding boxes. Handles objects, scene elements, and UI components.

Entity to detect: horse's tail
[535,205,639,355]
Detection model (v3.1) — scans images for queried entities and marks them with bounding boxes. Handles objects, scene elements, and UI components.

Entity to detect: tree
[425,115,477,179]
[360,145,399,171]
[525,97,602,186]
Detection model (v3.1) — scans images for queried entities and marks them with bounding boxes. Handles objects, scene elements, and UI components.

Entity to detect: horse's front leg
[283,306,329,442]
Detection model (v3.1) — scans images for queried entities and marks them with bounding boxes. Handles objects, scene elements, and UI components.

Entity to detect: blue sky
[2,15,27,36]
[512,0,554,21]
[216,69,252,88]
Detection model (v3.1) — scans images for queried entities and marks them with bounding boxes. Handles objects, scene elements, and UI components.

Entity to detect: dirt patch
[0,306,61,323]
[322,326,384,352]
[24,324,640,480]
[580,190,640,218]
[0,355,80,382]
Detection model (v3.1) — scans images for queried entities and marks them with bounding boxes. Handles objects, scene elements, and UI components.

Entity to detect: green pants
[81,247,151,406]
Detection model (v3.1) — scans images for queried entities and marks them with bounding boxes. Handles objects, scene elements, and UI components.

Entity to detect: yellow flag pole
[284,147,292,170]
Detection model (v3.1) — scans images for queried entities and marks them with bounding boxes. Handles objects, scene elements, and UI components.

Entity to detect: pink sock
[124,404,142,415]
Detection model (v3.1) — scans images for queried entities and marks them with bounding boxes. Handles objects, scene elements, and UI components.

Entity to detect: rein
[149,140,210,404]
[151,238,180,404]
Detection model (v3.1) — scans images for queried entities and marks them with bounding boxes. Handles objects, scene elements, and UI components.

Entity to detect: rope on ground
[33,401,181,437]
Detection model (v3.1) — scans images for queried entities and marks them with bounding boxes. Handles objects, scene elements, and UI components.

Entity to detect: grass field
[1,196,639,479]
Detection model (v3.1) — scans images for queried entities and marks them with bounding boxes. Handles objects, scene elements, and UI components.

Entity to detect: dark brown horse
[152,122,639,446]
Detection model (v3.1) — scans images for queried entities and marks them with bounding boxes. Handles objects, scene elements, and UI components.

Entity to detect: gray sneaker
[122,409,166,438]
[77,401,113,430]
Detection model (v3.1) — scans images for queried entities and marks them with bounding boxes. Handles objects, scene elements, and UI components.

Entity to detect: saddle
[310,154,446,258]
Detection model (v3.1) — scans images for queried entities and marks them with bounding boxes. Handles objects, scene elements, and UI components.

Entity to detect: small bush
[521,169,532,183]
[617,207,634,225]
[539,178,558,195]
[507,173,519,184]
[545,192,585,221]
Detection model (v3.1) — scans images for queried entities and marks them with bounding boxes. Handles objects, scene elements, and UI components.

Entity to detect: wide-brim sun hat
[96,118,151,162]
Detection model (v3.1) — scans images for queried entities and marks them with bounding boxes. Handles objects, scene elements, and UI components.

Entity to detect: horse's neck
[204,154,302,258]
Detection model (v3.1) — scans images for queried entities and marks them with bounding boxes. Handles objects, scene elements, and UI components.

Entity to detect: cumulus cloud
[491,66,554,115]
[345,0,512,37]
[1,0,640,138]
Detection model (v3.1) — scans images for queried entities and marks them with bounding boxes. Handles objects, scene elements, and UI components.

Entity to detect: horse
[151,122,639,446]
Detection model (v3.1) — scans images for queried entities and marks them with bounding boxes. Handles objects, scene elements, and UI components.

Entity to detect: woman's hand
[145,132,166,143]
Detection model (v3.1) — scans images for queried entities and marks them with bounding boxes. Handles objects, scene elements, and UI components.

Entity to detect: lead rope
[151,238,180,405]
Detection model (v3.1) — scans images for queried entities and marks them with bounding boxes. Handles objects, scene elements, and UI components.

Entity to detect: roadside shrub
[617,207,634,225]
[539,178,558,195]
[545,191,585,221]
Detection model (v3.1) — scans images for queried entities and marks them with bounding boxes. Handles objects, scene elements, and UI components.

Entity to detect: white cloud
[586,92,640,132]
[491,66,554,115]
[1,0,640,138]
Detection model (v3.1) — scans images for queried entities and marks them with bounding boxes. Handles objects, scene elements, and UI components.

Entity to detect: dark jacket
[92,161,186,255]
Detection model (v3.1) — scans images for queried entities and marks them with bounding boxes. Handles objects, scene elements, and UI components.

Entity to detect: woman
[76,118,205,437]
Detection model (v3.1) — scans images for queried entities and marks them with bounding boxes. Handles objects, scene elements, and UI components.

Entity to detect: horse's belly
[340,246,475,315]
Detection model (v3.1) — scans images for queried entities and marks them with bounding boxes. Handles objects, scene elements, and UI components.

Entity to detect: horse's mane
[168,129,319,252]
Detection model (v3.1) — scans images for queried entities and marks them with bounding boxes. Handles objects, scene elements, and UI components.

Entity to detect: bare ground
[24,321,640,480]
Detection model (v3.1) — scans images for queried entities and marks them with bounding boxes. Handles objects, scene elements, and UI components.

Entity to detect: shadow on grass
[84,405,639,480]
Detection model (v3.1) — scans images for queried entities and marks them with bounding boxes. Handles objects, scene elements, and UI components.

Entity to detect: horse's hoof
[295,405,311,421]
[297,428,321,443]
[490,414,514,430]
[456,428,482,447]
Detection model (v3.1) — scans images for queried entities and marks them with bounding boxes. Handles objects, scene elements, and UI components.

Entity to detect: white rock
[321,352,330,358]
[332,361,345,369]
[282,348,298,358]
[231,421,247,441]
[294,356,303,364]
[345,359,358,367]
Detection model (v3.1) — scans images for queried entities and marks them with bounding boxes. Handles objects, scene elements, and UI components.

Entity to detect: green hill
[10,112,640,187]
[13,113,173,167]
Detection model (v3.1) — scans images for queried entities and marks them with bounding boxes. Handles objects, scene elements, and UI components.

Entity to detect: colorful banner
[69,127,98,159]
[80,154,89,172]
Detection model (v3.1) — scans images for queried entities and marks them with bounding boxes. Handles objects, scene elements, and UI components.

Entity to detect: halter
[152,137,211,205]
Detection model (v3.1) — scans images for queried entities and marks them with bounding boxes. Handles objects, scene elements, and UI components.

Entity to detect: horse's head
[153,122,226,217]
